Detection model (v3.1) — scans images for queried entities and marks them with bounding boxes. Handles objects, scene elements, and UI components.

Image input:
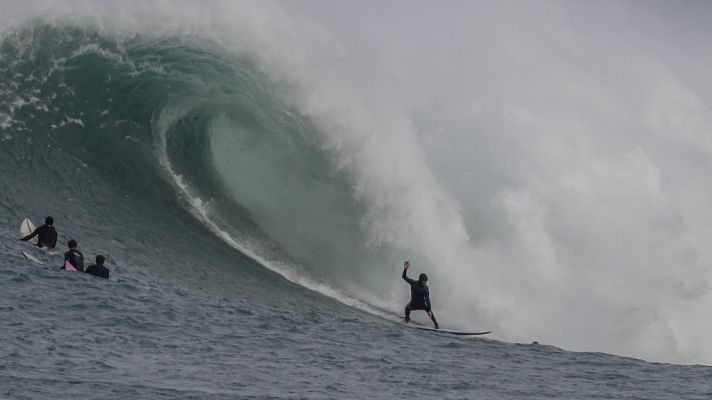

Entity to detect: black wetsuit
[402,269,438,328]
[85,264,109,279]
[63,249,85,272]
[403,269,432,311]
[21,224,58,249]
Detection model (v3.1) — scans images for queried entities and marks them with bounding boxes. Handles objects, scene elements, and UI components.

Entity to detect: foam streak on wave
[151,105,392,319]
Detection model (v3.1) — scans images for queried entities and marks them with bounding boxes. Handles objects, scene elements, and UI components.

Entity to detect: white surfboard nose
[20,218,38,245]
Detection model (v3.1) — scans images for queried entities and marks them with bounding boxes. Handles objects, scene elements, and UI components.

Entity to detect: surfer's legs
[428,311,439,329]
[404,303,412,322]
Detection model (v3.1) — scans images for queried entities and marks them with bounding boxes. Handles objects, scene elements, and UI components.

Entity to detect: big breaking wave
[2,1,712,365]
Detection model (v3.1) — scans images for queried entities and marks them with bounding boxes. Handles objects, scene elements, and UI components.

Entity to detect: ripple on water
[8,272,32,283]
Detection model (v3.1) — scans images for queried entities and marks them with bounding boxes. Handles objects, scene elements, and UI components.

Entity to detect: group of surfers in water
[20,216,110,279]
[18,217,438,320]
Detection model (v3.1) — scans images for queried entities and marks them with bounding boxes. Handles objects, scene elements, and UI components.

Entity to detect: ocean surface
[2,5,712,399]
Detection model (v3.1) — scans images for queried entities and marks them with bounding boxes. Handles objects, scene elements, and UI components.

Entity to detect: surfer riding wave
[402,260,439,329]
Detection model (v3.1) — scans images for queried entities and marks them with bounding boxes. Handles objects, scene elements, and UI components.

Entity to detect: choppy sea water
[2,248,712,399]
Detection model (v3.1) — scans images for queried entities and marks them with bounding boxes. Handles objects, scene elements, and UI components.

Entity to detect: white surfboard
[20,218,37,245]
[410,325,491,336]
[396,315,491,336]
[21,249,42,264]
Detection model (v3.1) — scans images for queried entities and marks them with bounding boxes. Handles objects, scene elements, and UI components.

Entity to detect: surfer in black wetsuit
[402,260,439,329]
[85,255,109,279]
[20,216,58,249]
[62,239,85,272]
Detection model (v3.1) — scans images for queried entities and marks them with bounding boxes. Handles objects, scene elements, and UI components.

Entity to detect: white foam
[65,117,84,127]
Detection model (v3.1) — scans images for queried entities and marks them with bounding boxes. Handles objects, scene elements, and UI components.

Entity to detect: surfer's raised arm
[402,260,416,284]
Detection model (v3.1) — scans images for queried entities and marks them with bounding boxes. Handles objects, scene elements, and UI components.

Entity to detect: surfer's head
[45,216,54,225]
[96,255,106,265]
[418,273,428,283]
[67,239,77,249]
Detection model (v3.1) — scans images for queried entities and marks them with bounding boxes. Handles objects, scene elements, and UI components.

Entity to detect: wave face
[0,20,400,295]
[2,2,712,367]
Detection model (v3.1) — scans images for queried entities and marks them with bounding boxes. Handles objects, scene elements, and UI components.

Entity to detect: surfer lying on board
[402,260,439,329]
[20,216,57,249]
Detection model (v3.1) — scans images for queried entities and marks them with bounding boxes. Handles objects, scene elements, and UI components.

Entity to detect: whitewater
[2,1,712,398]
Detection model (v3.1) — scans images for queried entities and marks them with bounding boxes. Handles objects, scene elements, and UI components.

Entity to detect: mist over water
[3,0,712,365]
